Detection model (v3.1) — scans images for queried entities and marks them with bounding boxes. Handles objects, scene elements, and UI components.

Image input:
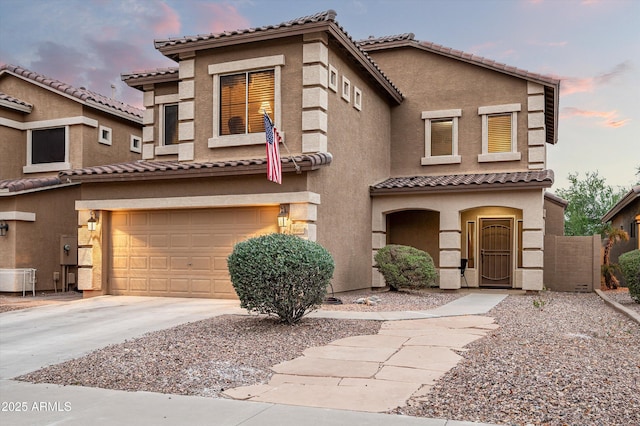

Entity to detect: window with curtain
[420,109,462,165]
[488,113,512,153]
[219,69,274,136]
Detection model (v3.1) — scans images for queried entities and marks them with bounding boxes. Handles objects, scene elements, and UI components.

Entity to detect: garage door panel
[149,278,168,292]
[149,234,169,248]
[130,256,148,270]
[171,234,190,247]
[110,206,279,298]
[131,234,150,248]
[130,278,148,291]
[130,212,150,226]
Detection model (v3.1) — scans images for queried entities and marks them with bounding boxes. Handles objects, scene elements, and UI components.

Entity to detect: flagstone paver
[223,295,504,413]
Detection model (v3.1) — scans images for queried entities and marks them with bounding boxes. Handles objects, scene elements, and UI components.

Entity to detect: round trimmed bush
[619,249,640,303]
[374,244,437,290]
[227,233,335,324]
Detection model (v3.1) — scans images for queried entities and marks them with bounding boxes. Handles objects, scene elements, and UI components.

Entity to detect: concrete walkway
[0,293,506,425]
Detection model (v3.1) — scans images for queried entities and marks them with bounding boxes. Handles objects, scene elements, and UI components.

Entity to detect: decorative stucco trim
[75,191,321,211]
[0,116,97,130]
[0,211,36,221]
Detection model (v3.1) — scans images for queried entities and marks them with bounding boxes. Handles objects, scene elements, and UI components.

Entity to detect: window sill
[155,145,179,156]
[208,131,284,148]
[421,155,461,166]
[23,162,71,173]
[478,152,521,162]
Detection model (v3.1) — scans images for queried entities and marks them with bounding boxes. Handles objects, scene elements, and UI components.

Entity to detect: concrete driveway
[0,295,244,380]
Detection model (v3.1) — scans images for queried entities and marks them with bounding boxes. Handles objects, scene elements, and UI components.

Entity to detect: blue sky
[1,0,638,190]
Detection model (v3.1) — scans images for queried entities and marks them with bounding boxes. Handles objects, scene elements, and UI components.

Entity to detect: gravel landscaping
[12,290,640,425]
[602,288,640,315]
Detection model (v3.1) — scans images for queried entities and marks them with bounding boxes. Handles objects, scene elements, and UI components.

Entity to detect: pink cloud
[195,3,250,34]
[561,107,630,128]
[153,2,181,36]
[559,61,632,96]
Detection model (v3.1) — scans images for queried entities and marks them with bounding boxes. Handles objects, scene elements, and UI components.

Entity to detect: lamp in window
[277,204,289,229]
[0,220,8,237]
[259,101,272,116]
[87,211,98,232]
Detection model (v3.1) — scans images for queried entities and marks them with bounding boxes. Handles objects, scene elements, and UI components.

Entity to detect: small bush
[619,249,640,303]
[374,244,437,290]
[227,233,335,324]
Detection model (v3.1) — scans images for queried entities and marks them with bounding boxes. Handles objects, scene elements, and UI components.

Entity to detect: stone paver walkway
[224,314,500,412]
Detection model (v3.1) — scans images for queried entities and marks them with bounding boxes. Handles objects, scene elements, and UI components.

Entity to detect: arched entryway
[386,209,440,267]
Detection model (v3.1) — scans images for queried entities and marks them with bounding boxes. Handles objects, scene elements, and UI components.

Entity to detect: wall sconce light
[87,211,97,232]
[277,204,289,229]
[0,220,8,237]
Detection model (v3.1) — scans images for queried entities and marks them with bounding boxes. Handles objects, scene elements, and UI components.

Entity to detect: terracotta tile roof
[153,10,403,103]
[0,91,33,112]
[357,34,560,86]
[121,67,179,88]
[154,10,338,49]
[0,64,143,121]
[0,176,64,193]
[60,153,333,183]
[370,170,554,194]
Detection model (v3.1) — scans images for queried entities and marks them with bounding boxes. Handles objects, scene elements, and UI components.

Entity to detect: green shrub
[227,233,335,324]
[374,244,437,290]
[619,249,640,303]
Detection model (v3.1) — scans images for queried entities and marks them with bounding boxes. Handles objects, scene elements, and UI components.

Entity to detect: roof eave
[602,186,640,222]
[0,98,32,113]
[121,74,179,90]
[370,180,553,196]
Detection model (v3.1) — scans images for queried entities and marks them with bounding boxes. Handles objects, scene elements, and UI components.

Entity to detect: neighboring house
[602,185,640,263]
[0,65,143,293]
[63,10,560,299]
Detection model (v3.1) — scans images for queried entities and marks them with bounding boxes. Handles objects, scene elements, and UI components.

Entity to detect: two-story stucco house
[64,10,560,299]
[0,65,143,293]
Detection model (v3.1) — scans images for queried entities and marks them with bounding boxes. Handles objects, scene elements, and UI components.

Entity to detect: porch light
[277,204,289,229]
[87,211,97,232]
[0,221,8,237]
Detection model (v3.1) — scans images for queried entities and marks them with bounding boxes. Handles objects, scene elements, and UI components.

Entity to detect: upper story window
[98,125,112,145]
[162,104,178,146]
[421,109,462,165]
[130,135,142,153]
[220,70,275,136]
[208,55,284,148]
[478,104,521,162]
[24,126,71,173]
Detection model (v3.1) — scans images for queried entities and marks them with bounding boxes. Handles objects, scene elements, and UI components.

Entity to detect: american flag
[264,113,282,184]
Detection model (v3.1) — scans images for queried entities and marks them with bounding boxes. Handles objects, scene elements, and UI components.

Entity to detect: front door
[480,218,512,287]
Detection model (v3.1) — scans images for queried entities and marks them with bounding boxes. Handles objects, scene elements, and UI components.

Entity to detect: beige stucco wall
[305,38,393,293]
[0,185,80,292]
[81,107,142,167]
[0,122,25,179]
[366,47,532,177]
[544,196,566,236]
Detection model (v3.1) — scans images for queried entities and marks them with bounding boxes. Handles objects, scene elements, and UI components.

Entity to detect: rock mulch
[603,287,640,315]
[392,292,640,426]
[14,291,640,425]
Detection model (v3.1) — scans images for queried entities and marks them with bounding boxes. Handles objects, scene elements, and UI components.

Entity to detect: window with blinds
[219,69,275,136]
[431,119,453,156]
[487,113,512,153]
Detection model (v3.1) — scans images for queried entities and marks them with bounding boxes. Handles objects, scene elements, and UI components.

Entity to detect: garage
[109,206,279,298]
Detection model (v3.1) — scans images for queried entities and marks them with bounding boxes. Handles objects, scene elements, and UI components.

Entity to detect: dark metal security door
[480,219,512,287]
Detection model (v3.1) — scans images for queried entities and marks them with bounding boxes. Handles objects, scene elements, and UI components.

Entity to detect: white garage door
[109,206,279,298]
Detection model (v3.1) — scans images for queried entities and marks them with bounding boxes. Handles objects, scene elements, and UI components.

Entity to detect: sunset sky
[1,0,638,190]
